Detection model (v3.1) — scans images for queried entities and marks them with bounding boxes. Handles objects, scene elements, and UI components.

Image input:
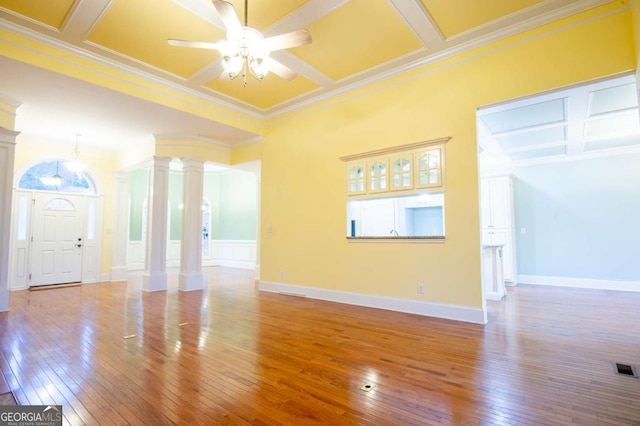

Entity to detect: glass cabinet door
[391,155,412,191]
[369,158,388,193]
[415,148,443,188]
[347,161,366,195]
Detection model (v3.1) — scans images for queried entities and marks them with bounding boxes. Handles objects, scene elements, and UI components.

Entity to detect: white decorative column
[111,171,129,282]
[142,157,171,292]
[178,158,205,291]
[0,128,19,312]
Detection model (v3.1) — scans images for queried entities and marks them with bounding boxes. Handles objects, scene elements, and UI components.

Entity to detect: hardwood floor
[1,268,639,425]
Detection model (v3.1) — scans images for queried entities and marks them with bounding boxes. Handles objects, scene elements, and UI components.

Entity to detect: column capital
[180,158,206,171]
[149,156,172,169]
[0,128,20,144]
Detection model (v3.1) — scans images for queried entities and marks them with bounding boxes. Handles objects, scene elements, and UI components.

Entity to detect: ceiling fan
[168,0,312,84]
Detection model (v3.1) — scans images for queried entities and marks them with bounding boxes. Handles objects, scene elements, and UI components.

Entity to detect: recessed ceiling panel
[496,125,566,150]
[0,0,73,30]
[87,0,223,78]
[223,0,310,31]
[291,0,423,81]
[420,0,544,38]
[584,111,640,140]
[481,98,566,134]
[584,135,640,152]
[206,73,318,110]
[508,145,566,161]
[588,83,638,116]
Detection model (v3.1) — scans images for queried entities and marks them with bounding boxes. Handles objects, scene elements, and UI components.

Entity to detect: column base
[110,266,128,282]
[178,272,205,292]
[142,272,167,292]
[254,264,260,281]
[0,288,9,312]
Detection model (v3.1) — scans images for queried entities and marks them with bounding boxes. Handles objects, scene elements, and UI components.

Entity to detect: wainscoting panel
[127,241,144,270]
[208,240,256,270]
[128,240,256,270]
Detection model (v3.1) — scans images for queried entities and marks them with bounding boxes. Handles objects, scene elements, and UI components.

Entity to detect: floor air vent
[613,362,638,378]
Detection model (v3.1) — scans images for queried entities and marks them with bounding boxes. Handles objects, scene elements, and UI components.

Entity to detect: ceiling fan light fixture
[167,0,311,84]
[249,56,269,81]
[221,27,270,82]
[222,54,243,78]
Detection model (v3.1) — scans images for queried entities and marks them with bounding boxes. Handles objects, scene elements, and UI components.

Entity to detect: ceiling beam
[388,0,444,48]
[263,0,349,37]
[61,0,113,42]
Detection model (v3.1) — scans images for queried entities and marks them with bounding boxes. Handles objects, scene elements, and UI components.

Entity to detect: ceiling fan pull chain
[243,60,248,87]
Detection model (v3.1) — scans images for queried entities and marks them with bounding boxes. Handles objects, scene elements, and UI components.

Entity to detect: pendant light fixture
[65,133,87,173]
[40,161,63,187]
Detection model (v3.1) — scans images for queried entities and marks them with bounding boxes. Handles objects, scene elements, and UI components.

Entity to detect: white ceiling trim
[154,133,234,148]
[388,0,444,47]
[0,18,265,120]
[170,0,225,28]
[0,6,60,35]
[266,0,615,119]
[0,93,22,109]
[504,140,566,154]
[263,0,349,37]
[565,89,588,156]
[488,120,567,138]
[269,50,334,87]
[190,60,226,86]
[514,144,640,168]
[60,0,112,42]
[447,0,609,43]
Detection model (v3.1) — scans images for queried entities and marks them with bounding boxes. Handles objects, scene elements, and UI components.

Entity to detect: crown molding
[265,0,615,120]
[154,133,233,148]
[0,18,266,122]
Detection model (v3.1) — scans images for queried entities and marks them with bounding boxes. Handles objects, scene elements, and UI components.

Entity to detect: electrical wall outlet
[418,283,425,294]
[279,271,285,279]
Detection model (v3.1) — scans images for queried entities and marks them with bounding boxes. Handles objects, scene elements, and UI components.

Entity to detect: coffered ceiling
[477,74,640,169]
[1,0,614,117]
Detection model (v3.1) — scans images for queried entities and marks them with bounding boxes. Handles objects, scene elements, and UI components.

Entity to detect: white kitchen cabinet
[481,176,516,283]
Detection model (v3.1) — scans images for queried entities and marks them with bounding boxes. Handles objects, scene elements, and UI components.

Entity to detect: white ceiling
[0,55,260,151]
[477,73,640,169]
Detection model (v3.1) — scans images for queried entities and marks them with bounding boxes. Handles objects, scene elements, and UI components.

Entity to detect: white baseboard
[259,281,487,324]
[518,274,640,292]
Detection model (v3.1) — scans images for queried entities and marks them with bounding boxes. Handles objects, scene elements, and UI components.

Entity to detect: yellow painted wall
[632,0,640,82]
[231,141,262,165]
[13,139,119,276]
[261,3,635,309]
[0,99,17,130]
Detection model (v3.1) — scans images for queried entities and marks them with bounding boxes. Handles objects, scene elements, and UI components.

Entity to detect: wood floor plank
[1,269,640,425]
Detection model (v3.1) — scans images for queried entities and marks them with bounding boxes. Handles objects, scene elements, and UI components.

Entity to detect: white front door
[30,193,85,287]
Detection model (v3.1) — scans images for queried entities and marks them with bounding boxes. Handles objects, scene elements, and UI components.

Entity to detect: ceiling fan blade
[263,29,312,52]
[168,39,222,50]
[267,58,298,81]
[212,0,241,33]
